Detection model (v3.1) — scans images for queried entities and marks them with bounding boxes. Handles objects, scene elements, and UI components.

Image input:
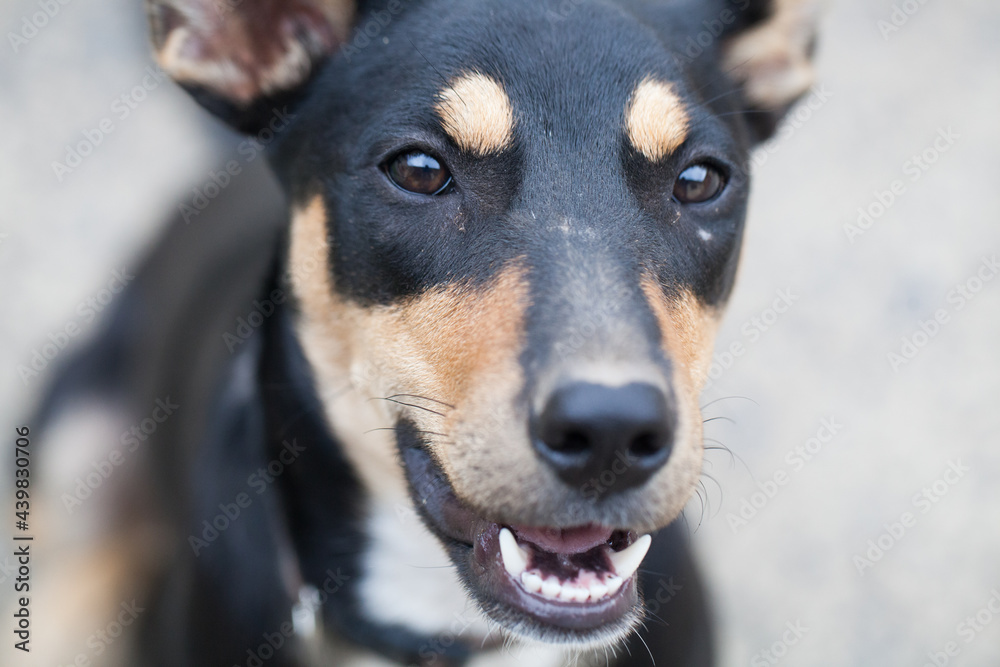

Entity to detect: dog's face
[151,0,817,648]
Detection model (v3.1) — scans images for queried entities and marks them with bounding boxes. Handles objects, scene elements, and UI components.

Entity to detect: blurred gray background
[1,0,998,665]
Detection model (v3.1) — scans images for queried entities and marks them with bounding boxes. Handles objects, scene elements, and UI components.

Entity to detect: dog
[32,1,819,665]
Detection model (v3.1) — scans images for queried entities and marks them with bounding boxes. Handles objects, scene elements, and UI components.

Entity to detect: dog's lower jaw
[349,500,576,667]
[397,429,656,651]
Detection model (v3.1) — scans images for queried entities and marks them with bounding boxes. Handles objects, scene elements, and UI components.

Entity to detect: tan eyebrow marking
[625,77,691,161]
[435,72,515,155]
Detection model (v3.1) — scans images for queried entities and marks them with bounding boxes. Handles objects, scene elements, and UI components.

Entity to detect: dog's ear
[147,0,355,133]
[719,0,822,142]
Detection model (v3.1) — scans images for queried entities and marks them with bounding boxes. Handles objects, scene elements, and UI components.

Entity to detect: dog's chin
[400,438,652,648]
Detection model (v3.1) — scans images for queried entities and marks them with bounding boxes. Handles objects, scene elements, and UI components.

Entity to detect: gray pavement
[1,1,998,665]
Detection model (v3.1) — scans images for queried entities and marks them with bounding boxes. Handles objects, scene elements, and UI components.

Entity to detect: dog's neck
[258,301,568,667]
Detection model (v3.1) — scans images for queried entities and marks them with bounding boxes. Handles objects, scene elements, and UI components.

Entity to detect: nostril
[628,430,662,458]
[554,429,590,454]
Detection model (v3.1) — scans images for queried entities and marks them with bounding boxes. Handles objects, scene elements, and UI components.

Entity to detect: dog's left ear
[147,0,355,133]
[719,0,823,142]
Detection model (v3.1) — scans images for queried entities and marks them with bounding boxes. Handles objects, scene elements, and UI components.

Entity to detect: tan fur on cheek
[289,196,408,502]
[288,195,531,503]
[435,72,515,155]
[637,278,721,524]
[640,277,720,394]
[625,77,690,161]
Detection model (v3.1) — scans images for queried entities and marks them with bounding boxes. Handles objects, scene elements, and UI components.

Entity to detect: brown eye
[385,151,452,195]
[673,163,725,204]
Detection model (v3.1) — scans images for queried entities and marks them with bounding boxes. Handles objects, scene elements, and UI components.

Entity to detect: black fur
[33,0,814,664]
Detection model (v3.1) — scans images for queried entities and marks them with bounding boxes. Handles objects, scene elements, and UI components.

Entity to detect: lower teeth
[497,528,650,604]
[519,570,624,602]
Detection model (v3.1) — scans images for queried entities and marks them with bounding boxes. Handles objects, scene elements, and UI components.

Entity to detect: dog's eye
[385,151,452,195]
[673,163,725,204]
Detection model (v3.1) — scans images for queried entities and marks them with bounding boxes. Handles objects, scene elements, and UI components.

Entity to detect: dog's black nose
[533,382,675,496]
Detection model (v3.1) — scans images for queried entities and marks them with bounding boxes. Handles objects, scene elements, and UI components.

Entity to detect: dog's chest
[357,499,489,637]
[310,498,568,667]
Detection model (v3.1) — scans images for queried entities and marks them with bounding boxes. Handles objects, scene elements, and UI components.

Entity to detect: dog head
[150,0,819,648]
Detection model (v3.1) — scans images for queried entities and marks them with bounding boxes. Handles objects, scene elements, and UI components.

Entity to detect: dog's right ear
[719,0,822,142]
[147,0,355,133]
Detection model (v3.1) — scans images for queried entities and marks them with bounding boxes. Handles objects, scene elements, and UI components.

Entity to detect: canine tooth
[605,575,624,596]
[589,581,609,599]
[521,571,544,593]
[541,577,562,599]
[608,534,651,580]
[499,528,529,577]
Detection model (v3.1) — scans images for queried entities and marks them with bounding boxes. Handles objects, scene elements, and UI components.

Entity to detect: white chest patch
[354,500,577,667]
[357,498,493,638]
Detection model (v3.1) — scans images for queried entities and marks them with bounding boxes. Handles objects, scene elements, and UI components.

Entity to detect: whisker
[385,393,456,409]
[704,439,754,478]
[689,484,707,532]
[702,415,736,426]
[701,395,759,411]
[678,510,692,537]
[363,427,446,437]
[701,473,725,518]
[405,37,455,102]
[636,630,656,666]
[637,568,670,577]
[643,608,669,626]
[696,480,710,527]
[697,85,746,109]
[714,108,780,119]
[689,55,755,97]
[373,396,447,417]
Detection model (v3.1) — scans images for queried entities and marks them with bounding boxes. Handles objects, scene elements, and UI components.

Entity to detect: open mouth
[399,422,652,643]
[496,525,650,605]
